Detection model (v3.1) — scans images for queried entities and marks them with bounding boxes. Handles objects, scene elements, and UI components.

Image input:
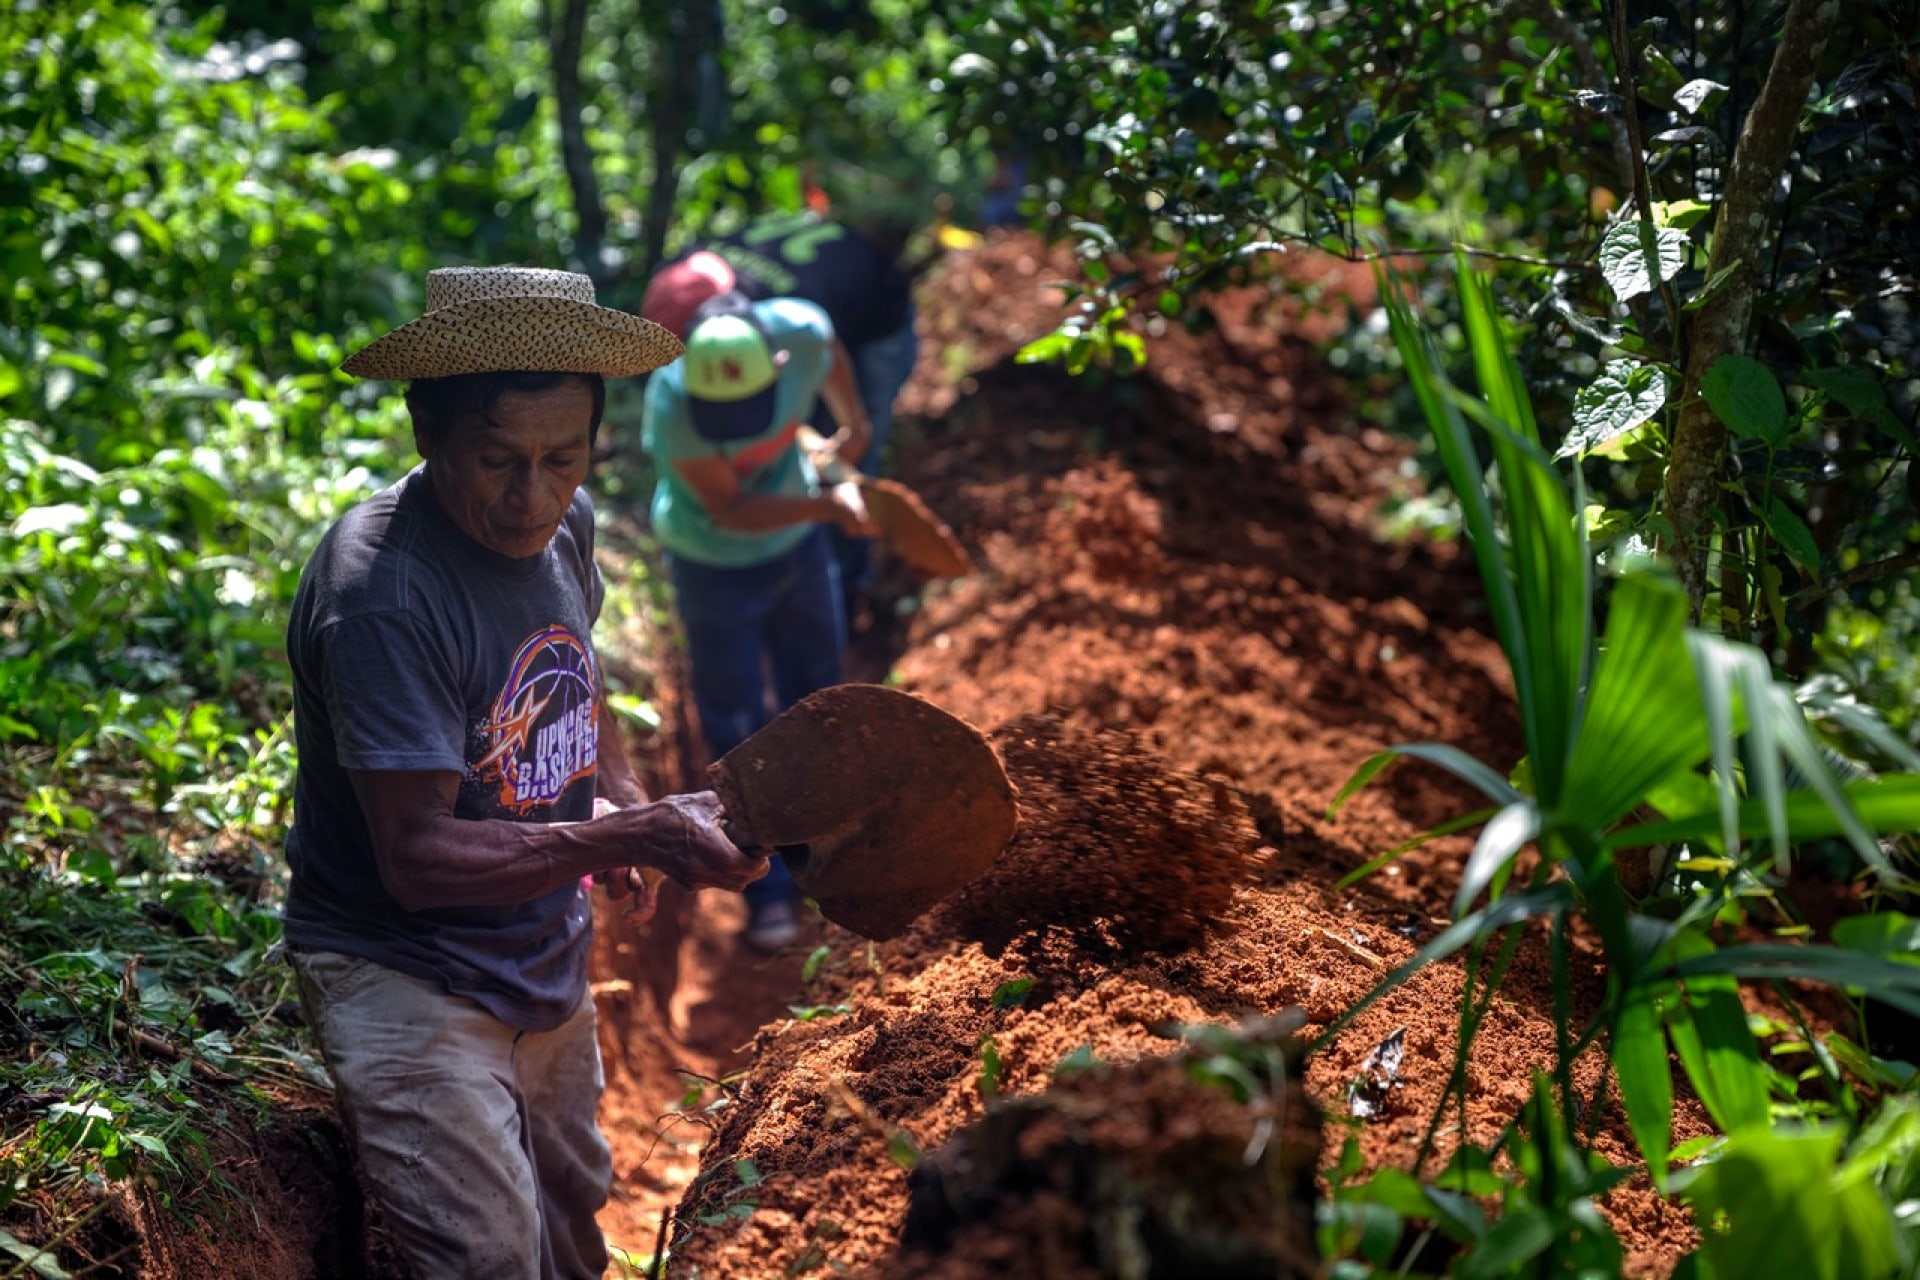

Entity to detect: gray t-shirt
[283,467,606,1032]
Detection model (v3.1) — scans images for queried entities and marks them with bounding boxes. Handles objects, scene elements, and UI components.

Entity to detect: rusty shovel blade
[708,684,1016,939]
[859,477,974,580]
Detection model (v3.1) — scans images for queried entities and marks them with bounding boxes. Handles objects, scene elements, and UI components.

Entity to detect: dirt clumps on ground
[635,232,1702,1278]
[887,1018,1322,1280]
[1041,460,1169,585]
[938,715,1259,956]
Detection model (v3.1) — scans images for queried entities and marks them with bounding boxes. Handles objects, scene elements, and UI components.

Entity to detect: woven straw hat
[340,267,683,380]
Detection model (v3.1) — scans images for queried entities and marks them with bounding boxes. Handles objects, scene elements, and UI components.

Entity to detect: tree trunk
[641,0,722,283]
[548,0,609,277]
[1662,0,1837,617]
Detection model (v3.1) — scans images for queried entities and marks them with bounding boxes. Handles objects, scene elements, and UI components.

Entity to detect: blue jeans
[668,526,846,909]
[813,310,920,599]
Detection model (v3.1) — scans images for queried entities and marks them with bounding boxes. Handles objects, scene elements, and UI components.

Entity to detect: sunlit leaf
[1454,801,1541,915]
[1598,221,1688,302]
[1560,360,1668,459]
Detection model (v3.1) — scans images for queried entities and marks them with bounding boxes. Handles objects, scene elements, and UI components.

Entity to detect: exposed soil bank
[596,235,1699,1278]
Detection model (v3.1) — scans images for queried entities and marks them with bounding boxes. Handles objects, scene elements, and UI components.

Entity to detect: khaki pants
[291,949,611,1280]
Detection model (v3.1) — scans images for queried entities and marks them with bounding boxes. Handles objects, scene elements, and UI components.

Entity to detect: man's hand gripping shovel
[601,686,1015,939]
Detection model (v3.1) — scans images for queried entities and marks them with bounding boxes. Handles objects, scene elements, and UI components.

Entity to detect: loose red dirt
[590,233,1701,1278]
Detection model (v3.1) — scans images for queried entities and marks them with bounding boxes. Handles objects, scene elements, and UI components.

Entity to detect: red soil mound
[603,234,1699,1278]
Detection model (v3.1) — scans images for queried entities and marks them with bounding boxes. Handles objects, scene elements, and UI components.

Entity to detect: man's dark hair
[404,371,607,450]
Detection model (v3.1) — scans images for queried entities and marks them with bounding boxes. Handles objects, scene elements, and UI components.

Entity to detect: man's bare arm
[350,768,764,913]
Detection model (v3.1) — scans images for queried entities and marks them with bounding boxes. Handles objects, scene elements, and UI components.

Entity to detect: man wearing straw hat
[283,266,766,1279]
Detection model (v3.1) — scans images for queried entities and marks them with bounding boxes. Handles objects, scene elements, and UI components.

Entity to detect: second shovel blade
[708,684,1016,939]
[861,478,974,580]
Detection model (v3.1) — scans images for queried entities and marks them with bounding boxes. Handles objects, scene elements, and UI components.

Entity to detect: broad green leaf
[1612,984,1674,1188]
[800,945,830,983]
[1752,669,1905,882]
[1683,262,1742,311]
[1673,80,1727,115]
[990,977,1036,1008]
[1831,912,1920,964]
[0,1227,71,1280]
[47,351,108,378]
[1379,265,1523,735]
[1561,570,1708,832]
[1798,680,1920,773]
[1581,503,1635,541]
[1359,111,1420,167]
[1668,944,1920,1021]
[1454,258,1588,805]
[1800,367,1909,447]
[1343,101,1377,149]
[1680,1125,1901,1280]
[1700,354,1787,445]
[1760,501,1820,575]
[1353,1169,1483,1242]
[606,692,661,730]
[1605,777,1920,859]
[13,503,92,537]
[1460,1205,1556,1278]
[1015,331,1072,365]
[1560,359,1669,459]
[1681,977,1771,1132]
[1653,198,1713,229]
[1322,1199,1403,1266]
[1598,221,1688,302]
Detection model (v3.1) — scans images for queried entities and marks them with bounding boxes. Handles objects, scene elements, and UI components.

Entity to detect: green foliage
[0,879,325,1222]
[987,977,1034,1009]
[786,1003,852,1022]
[1,8,411,957]
[951,1,1918,732]
[1326,1076,1632,1277]
[976,1035,1002,1100]
[939,1,1616,380]
[2,4,441,1252]
[1326,258,1920,1277]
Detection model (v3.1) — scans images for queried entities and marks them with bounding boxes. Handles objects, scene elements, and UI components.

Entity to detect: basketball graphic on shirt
[470,623,598,814]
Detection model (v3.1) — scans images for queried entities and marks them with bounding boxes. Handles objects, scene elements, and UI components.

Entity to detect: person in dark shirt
[284,266,767,1280]
[641,212,919,614]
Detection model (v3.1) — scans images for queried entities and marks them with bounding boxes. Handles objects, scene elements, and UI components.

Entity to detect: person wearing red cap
[641,212,918,620]
[641,290,876,950]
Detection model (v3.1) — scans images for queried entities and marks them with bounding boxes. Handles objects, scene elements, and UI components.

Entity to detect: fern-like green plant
[1322,254,1920,1239]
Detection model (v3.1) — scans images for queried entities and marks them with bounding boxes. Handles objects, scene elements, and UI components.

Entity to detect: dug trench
[17,233,1733,1280]
[585,233,1705,1279]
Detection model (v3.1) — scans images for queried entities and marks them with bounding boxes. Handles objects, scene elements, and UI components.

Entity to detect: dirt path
[588,234,1699,1277]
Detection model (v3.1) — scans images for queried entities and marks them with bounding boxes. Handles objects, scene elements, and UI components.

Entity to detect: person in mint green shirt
[640,291,873,950]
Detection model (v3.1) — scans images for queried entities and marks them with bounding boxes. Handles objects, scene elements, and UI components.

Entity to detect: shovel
[708,683,1016,939]
[805,429,975,580]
